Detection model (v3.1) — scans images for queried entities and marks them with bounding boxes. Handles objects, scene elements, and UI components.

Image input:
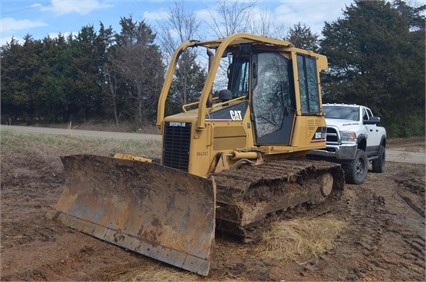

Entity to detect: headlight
[340,131,357,142]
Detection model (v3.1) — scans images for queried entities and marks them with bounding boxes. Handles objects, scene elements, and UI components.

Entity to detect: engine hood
[325,118,360,131]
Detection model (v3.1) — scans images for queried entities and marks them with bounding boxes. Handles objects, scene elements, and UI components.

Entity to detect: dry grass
[255,217,347,264]
[388,136,425,152]
[1,129,162,158]
[100,260,243,281]
[388,162,425,178]
[118,264,244,282]
[37,121,161,134]
[1,129,162,175]
[95,261,201,281]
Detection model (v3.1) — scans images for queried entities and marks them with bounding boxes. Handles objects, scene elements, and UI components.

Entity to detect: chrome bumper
[309,143,357,161]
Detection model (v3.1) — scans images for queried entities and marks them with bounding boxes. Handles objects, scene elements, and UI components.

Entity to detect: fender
[357,135,367,151]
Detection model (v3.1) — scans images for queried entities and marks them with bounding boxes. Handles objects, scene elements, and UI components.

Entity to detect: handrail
[182,97,220,113]
[156,33,295,131]
[156,40,199,129]
[208,96,247,111]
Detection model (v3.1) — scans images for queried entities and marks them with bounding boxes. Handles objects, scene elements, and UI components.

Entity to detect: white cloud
[143,10,169,22]
[40,0,113,16]
[195,8,212,21]
[0,17,47,33]
[272,1,352,34]
[30,3,43,9]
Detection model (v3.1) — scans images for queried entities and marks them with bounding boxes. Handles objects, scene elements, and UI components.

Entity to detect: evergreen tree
[320,0,424,137]
[286,23,319,51]
[71,25,105,121]
[113,16,165,127]
[1,38,27,122]
[1,35,47,123]
[35,34,76,122]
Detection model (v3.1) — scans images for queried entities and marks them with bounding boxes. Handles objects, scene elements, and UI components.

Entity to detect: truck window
[323,106,359,121]
[297,55,320,114]
[363,109,369,121]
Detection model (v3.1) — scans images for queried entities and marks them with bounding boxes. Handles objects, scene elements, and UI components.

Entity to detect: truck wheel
[343,149,368,184]
[372,145,385,173]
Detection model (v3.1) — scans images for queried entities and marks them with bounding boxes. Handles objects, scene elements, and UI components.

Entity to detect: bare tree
[103,62,120,124]
[114,16,165,127]
[247,7,273,36]
[97,23,123,125]
[158,0,201,61]
[208,0,256,37]
[158,1,206,111]
[270,23,288,40]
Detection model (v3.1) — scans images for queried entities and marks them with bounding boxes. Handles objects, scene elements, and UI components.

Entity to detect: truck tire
[372,145,385,173]
[343,149,368,184]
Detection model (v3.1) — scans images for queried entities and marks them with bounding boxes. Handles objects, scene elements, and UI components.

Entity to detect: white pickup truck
[309,103,387,184]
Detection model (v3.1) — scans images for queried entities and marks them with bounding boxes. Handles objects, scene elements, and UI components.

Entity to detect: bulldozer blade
[53,154,216,276]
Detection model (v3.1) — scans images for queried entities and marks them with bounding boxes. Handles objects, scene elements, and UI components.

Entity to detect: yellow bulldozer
[52,33,344,276]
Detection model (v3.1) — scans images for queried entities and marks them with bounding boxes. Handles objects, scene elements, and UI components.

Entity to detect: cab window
[297,55,320,114]
[228,57,250,98]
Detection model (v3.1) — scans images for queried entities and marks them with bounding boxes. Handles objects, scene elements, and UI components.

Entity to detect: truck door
[252,52,295,145]
[363,107,381,155]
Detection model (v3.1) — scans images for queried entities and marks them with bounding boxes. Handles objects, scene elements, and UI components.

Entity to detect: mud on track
[1,139,425,281]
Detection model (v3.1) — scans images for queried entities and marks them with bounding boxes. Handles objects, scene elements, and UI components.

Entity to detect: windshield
[323,106,359,121]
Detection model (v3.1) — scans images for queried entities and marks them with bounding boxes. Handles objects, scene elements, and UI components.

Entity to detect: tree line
[1,17,165,129]
[321,0,425,137]
[1,0,424,137]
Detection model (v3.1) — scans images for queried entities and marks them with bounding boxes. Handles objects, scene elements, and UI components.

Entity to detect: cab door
[252,52,295,145]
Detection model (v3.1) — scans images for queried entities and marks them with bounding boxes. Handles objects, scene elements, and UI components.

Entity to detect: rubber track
[213,159,344,242]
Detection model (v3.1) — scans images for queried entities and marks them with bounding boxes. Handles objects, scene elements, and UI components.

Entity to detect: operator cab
[221,47,297,145]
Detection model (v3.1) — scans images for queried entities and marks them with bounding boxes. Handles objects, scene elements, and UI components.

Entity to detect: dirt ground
[1,138,425,281]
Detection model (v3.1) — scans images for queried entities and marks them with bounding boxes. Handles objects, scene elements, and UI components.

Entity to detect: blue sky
[1,0,354,46]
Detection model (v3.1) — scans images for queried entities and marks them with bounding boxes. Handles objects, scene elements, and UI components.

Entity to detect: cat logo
[230,110,242,121]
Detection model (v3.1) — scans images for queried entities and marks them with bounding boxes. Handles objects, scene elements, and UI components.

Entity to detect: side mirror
[364,116,381,125]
